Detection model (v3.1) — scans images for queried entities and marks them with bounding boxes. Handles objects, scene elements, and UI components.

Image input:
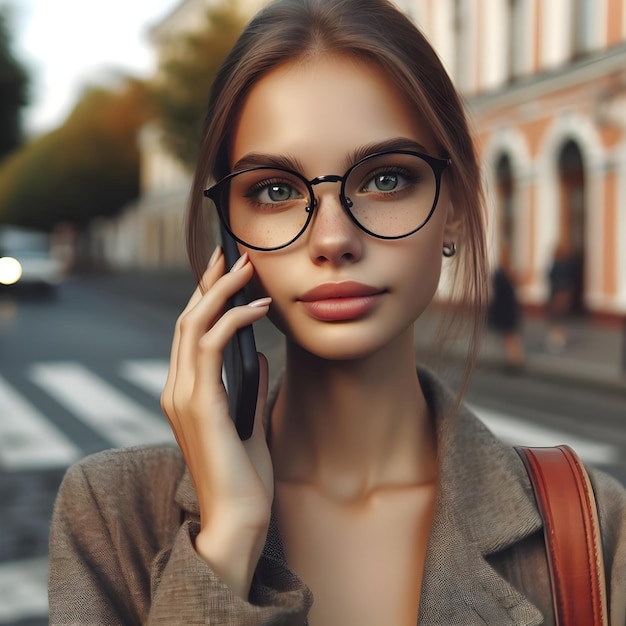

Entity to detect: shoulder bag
[515,445,609,626]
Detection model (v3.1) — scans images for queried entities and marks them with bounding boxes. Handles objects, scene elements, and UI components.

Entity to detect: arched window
[558,141,585,253]
[557,140,586,311]
[495,153,515,253]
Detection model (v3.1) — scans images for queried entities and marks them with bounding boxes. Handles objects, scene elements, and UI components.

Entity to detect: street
[1,270,625,625]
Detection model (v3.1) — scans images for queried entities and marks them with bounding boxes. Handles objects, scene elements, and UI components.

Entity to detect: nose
[306,184,363,266]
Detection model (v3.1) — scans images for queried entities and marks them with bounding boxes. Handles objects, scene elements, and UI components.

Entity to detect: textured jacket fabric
[48,368,626,625]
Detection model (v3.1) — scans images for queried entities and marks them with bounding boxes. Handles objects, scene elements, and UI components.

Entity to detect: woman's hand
[160,247,273,598]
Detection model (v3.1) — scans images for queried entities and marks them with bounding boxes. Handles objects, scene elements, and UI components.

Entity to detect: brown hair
[186,0,488,395]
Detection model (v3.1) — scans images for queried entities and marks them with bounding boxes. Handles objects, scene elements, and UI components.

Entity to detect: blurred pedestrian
[488,248,525,372]
[546,240,577,352]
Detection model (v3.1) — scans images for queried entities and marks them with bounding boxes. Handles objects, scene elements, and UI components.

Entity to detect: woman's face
[230,55,455,360]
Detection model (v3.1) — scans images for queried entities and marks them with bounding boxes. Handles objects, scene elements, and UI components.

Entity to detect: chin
[287,320,413,362]
[302,341,378,362]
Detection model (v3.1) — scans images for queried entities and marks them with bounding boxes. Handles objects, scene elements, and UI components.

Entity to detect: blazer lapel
[417,368,545,625]
[417,496,544,625]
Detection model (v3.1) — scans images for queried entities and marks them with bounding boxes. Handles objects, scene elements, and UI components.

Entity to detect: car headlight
[0,257,23,285]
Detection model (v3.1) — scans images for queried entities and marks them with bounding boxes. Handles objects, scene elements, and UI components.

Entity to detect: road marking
[470,404,620,465]
[121,359,234,413]
[0,375,80,470]
[121,359,169,398]
[30,362,173,448]
[0,557,48,622]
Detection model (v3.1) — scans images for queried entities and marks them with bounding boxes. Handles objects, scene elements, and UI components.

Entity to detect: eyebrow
[348,138,430,166]
[231,137,431,175]
[232,153,305,173]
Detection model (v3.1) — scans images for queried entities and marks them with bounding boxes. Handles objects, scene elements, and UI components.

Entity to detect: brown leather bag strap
[515,445,608,626]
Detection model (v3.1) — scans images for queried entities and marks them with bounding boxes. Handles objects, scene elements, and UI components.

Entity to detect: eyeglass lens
[218,152,439,250]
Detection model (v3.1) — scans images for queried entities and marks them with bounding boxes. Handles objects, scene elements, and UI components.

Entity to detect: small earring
[443,242,457,258]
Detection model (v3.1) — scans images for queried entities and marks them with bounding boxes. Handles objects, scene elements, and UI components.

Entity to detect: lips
[299,281,383,301]
[298,281,385,321]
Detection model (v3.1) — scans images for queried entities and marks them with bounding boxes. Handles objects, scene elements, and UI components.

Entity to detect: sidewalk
[415,307,626,394]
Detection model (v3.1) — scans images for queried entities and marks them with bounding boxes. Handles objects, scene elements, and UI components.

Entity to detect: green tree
[0,5,30,160]
[0,77,153,230]
[152,4,245,169]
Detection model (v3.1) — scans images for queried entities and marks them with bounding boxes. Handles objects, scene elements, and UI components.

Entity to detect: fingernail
[248,297,272,308]
[230,253,248,272]
[208,247,221,268]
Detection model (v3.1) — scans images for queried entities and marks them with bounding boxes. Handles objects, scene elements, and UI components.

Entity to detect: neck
[270,328,437,501]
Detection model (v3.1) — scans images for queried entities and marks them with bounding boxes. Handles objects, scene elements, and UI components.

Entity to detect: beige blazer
[48,369,626,625]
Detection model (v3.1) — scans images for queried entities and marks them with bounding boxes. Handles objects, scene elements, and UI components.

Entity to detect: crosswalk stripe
[0,375,80,470]
[121,359,169,398]
[470,404,620,465]
[0,557,48,622]
[0,358,622,476]
[29,362,174,449]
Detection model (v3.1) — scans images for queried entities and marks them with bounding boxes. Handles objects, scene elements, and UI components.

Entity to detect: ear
[443,200,462,244]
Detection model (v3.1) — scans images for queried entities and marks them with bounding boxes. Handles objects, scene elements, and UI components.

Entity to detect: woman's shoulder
[56,444,187,516]
[64,443,184,481]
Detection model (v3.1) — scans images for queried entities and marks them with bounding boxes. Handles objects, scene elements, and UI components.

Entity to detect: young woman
[48,1,626,624]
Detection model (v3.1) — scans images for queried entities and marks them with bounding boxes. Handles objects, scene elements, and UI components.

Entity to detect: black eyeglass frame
[203,150,452,252]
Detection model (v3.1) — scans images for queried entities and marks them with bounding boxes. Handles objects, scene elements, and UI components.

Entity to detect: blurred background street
[1,269,625,625]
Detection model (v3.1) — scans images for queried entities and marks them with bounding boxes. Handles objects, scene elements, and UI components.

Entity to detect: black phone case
[220,226,259,440]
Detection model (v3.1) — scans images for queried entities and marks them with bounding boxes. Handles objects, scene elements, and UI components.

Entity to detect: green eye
[372,173,399,191]
[265,183,299,202]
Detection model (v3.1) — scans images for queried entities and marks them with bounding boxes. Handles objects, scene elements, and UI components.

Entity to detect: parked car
[0,226,65,297]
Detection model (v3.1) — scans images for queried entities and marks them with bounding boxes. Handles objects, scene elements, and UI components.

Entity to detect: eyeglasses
[204,150,451,251]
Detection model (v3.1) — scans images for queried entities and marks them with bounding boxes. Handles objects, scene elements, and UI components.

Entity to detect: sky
[2,0,181,136]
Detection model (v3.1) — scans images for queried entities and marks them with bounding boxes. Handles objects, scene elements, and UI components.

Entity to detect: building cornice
[465,43,626,115]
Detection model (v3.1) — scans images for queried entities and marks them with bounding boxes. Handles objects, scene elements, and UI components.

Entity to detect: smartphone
[220,224,259,440]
